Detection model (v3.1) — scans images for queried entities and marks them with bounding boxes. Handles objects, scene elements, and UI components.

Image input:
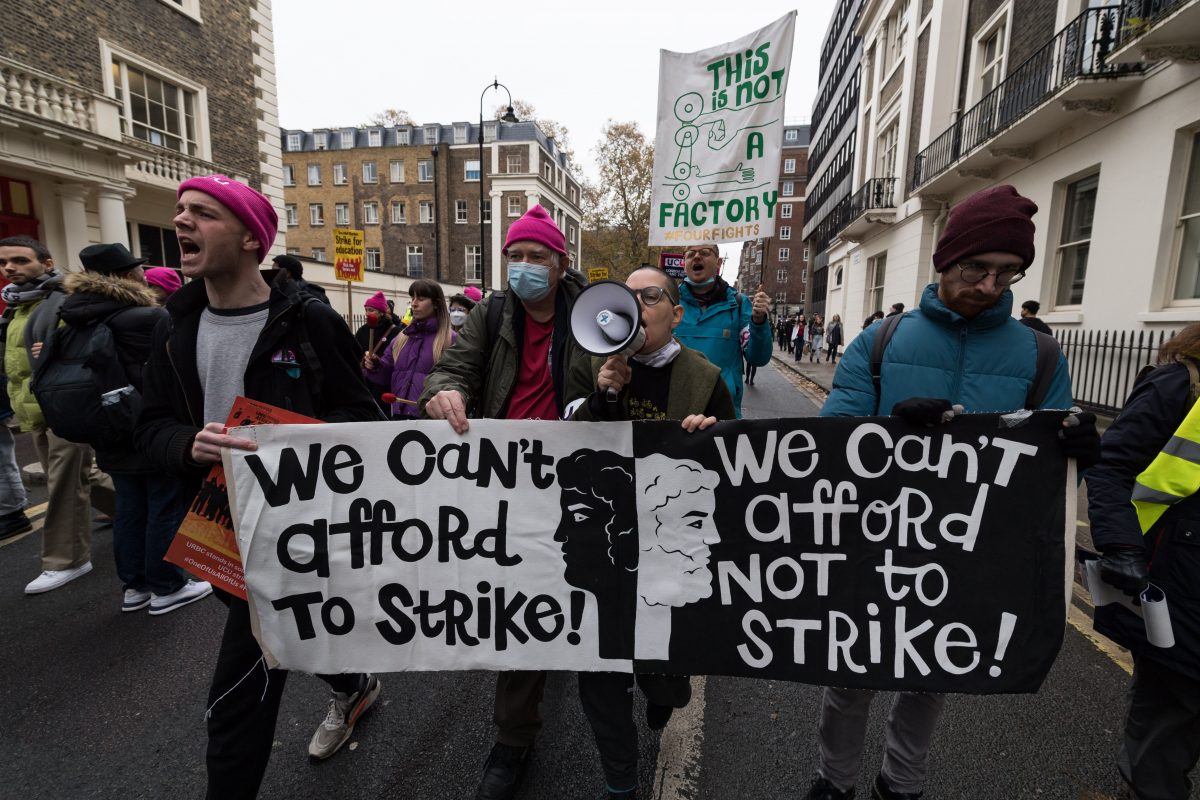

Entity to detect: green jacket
[420,270,593,419]
[571,342,735,422]
[1,274,68,431]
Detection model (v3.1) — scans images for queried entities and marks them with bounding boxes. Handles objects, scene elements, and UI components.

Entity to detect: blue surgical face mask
[684,275,716,288]
[507,262,552,302]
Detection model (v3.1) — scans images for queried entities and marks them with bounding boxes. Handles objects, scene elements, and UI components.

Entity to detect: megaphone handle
[606,387,619,404]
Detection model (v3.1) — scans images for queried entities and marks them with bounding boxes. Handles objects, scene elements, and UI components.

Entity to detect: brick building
[737,124,811,318]
[279,120,581,298]
[0,0,281,268]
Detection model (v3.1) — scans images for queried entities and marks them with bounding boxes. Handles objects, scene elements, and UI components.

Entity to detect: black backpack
[31,310,141,448]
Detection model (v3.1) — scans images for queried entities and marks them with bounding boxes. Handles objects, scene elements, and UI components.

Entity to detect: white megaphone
[569,280,646,400]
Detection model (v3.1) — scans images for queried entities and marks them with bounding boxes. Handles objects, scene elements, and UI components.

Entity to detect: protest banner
[587,267,609,283]
[225,412,1074,694]
[333,228,364,282]
[659,252,686,280]
[649,12,796,246]
[165,397,319,598]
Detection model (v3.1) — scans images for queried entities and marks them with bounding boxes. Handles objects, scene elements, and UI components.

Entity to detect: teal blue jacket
[821,283,1073,417]
[676,282,772,418]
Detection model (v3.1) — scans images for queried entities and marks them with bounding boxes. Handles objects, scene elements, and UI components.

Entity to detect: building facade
[807,0,1200,404]
[737,124,811,317]
[279,120,581,304]
[0,0,281,270]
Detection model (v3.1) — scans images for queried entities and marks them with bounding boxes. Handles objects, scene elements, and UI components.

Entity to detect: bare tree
[365,108,415,127]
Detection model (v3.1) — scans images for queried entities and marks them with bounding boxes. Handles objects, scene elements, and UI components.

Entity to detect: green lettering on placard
[746,132,764,160]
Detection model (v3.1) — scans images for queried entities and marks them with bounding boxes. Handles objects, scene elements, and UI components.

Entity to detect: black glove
[1059,410,1102,469]
[1099,548,1150,597]
[891,397,953,426]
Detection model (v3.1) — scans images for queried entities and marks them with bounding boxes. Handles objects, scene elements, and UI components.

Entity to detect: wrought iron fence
[1118,0,1194,45]
[911,6,1145,191]
[1059,327,1178,414]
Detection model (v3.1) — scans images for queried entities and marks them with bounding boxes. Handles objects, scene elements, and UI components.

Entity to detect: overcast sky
[273,0,839,278]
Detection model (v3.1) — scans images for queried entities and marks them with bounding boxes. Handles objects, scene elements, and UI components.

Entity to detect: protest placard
[225,413,1073,694]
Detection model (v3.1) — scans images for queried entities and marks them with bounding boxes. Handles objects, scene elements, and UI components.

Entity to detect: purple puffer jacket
[364,317,455,418]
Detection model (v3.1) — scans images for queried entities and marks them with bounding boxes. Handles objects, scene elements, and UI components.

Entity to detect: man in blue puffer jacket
[805,185,1101,800]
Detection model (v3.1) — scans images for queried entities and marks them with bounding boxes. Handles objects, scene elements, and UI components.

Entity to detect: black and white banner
[225,413,1074,694]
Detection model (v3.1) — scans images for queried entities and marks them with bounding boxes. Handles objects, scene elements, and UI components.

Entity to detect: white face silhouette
[636,454,721,607]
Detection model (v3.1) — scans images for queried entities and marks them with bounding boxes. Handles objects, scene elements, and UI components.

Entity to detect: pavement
[0,361,1180,799]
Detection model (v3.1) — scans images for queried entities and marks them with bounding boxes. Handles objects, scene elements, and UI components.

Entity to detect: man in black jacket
[136,175,384,800]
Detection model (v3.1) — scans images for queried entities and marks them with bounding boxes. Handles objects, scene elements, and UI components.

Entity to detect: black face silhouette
[555,449,637,660]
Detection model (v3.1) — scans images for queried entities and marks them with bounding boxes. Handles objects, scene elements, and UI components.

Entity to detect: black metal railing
[1060,327,1178,413]
[848,177,897,217]
[910,7,1146,191]
[1117,0,1195,45]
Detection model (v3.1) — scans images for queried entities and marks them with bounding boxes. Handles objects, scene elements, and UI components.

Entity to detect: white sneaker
[308,675,382,760]
[25,562,93,594]
[149,579,213,615]
[122,589,152,612]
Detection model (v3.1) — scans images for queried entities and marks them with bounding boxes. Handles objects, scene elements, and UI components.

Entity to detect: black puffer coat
[59,272,165,473]
[1087,361,1200,679]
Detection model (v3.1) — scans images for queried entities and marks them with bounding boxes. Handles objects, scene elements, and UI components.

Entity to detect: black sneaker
[0,510,32,541]
[871,773,922,800]
[646,702,673,731]
[475,742,532,800]
[805,776,856,800]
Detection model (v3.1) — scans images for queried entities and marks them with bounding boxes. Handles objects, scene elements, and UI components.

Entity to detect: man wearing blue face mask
[421,203,593,800]
[676,245,772,417]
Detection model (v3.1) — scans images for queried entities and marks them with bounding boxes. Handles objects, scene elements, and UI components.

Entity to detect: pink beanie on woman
[364,291,389,313]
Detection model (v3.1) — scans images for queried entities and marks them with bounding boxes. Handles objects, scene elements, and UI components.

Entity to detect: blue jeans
[111,472,189,595]
[0,423,26,516]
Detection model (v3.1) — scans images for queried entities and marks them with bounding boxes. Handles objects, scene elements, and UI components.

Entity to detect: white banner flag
[649,12,796,247]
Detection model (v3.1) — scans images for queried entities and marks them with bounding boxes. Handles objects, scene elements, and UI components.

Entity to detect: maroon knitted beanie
[932,185,1038,272]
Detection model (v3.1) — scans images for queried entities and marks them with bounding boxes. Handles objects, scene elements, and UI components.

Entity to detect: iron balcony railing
[847,177,897,218]
[1118,0,1195,45]
[1059,327,1178,414]
[910,6,1147,192]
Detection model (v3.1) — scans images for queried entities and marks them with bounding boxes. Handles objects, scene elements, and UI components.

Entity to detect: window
[877,121,899,178]
[1055,173,1099,306]
[456,200,468,224]
[335,203,349,226]
[362,161,377,184]
[285,204,298,226]
[418,160,434,182]
[109,57,200,155]
[785,129,799,142]
[570,186,578,204]
[481,199,492,223]
[507,154,522,173]
[391,201,406,224]
[390,160,404,183]
[784,158,796,174]
[508,196,522,216]
[780,226,791,240]
[286,247,301,256]
[543,163,552,180]
[976,16,1007,99]
[362,202,379,225]
[781,203,793,219]
[835,267,844,287]
[407,246,423,277]
[312,248,326,261]
[867,253,887,314]
[282,164,295,186]
[314,132,328,150]
[340,130,354,149]
[568,226,576,244]
[307,164,321,186]
[803,247,810,262]
[368,129,381,147]
[454,125,468,145]
[776,291,787,304]
[424,125,439,143]
[466,246,482,282]
[1172,132,1200,302]
[397,128,410,145]
[783,181,795,197]
[465,159,481,182]
[309,203,324,226]
[779,247,790,261]
[333,163,347,185]
[366,248,381,271]
[483,121,498,143]
[420,201,434,224]
[882,0,911,74]
[286,133,301,152]
[777,269,788,283]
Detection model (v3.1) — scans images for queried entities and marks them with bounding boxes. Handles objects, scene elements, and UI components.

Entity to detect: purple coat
[364,317,454,418]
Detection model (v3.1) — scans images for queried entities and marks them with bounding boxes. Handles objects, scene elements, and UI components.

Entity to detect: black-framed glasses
[684,248,718,260]
[635,286,674,306]
[957,261,1025,286]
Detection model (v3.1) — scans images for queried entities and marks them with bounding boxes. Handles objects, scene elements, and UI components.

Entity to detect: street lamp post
[479,80,519,296]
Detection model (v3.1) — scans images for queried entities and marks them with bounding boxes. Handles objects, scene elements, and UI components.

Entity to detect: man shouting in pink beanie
[135,174,385,798]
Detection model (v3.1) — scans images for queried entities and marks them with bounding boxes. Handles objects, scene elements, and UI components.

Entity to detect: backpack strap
[483,291,507,368]
[870,313,904,414]
[292,297,325,412]
[1024,329,1060,410]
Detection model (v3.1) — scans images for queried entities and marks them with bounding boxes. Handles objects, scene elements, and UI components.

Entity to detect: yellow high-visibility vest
[1132,393,1200,533]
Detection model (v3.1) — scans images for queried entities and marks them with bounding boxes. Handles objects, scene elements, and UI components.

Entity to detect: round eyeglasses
[956,261,1025,286]
[634,286,674,306]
